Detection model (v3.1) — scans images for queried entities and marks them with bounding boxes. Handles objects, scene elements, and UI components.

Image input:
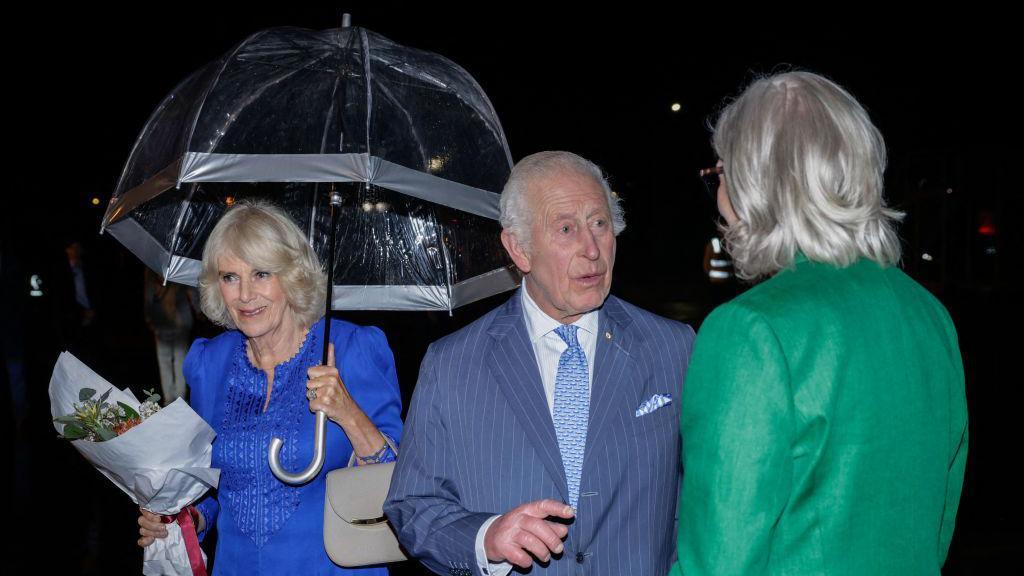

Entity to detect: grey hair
[499,151,625,249]
[198,200,327,330]
[713,71,904,280]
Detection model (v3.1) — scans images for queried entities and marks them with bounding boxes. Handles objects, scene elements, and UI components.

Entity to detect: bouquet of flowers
[49,352,219,576]
[54,386,163,441]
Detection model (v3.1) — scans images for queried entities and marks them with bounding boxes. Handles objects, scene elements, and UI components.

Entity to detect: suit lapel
[585,296,639,464]
[487,291,570,504]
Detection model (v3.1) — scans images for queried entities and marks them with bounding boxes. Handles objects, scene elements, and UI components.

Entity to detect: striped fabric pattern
[385,290,695,575]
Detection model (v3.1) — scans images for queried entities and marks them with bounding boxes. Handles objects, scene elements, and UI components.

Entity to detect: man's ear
[500,229,531,274]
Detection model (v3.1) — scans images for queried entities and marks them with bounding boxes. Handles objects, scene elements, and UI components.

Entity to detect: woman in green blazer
[671,72,967,575]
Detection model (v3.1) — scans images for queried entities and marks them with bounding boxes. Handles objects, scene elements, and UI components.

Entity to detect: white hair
[714,71,904,280]
[499,151,625,250]
[198,200,327,330]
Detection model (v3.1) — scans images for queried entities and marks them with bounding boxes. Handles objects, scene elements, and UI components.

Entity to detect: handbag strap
[346,432,398,468]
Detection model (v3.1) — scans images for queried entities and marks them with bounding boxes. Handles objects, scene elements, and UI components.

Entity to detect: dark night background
[3,6,1019,574]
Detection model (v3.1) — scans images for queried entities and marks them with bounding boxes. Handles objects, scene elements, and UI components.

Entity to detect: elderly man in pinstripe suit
[385,151,695,576]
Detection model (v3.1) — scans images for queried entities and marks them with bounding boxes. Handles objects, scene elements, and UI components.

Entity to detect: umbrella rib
[164,182,201,281]
[108,86,178,220]
[370,81,428,170]
[458,74,513,169]
[320,75,342,155]
[205,55,332,153]
[438,213,455,314]
[168,32,271,284]
[179,29,270,185]
[310,74,342,256]
[360,28,373,159]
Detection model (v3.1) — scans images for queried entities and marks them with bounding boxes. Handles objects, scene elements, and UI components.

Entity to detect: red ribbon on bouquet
[163,507,208,576]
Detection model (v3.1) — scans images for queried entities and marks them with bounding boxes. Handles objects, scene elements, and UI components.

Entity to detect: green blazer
[671,256,967,575]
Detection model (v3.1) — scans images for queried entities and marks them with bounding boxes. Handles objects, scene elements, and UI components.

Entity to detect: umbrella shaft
[321,189,343,364]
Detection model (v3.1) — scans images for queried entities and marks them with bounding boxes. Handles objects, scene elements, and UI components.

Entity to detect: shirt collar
[520,282,599,344]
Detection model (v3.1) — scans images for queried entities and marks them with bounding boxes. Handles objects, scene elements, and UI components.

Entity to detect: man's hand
[484,499,574,568]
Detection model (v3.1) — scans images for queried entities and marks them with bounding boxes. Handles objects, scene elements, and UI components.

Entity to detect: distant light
[429,157,444,172]
[670,103,682,112]
[709,271,731,279]
[977,211,996,236]
[375,202,389,213]
[91,197,100,206]
[225,196,235,206]
[921,253,933,262]
[984,247,997,256]
[362,201,374,212]
[29,275,43,297]
[946,188,954,195]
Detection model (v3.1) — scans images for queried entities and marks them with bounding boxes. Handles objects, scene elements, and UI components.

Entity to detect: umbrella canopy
[103,25,519,311]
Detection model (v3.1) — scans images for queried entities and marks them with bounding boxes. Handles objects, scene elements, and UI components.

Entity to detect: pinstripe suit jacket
[385,290,695,575]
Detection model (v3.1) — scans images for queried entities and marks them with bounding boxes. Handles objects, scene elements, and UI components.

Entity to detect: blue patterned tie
[552,324,590,510]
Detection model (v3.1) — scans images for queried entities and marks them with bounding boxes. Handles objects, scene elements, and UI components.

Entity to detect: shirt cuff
[475,515,513,576]
[194,497,217,542]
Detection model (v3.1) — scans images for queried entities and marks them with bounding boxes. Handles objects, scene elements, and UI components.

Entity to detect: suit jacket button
[576,552,585,563]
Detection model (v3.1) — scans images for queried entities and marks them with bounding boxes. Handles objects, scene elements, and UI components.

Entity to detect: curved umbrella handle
[269,186,342,485]
[269,410,327,484]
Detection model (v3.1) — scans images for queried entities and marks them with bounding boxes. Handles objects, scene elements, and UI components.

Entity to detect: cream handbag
[323,438,406,566]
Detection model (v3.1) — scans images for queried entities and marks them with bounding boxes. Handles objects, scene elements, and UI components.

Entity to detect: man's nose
[579,228,600,260]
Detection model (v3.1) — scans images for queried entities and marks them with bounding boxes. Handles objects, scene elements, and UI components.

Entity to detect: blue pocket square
[635,393,672,417]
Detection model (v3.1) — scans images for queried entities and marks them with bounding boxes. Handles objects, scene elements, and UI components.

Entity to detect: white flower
[140,401,160,419]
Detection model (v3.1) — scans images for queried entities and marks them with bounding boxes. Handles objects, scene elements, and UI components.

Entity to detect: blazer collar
[486,289,640,501]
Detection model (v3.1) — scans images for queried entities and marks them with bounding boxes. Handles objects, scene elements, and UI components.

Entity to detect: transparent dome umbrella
[101,24,519,484]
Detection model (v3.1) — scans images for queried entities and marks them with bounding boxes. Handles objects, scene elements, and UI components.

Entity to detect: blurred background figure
[55,238,102,368]
[143,268,197,404]
[66,240,97,328]
[1,237,29,434]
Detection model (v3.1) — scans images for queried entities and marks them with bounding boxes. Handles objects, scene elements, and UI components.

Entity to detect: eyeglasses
[698,165,724,200]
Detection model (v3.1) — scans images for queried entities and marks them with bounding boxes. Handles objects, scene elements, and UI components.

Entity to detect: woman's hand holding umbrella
[306,344,388,464]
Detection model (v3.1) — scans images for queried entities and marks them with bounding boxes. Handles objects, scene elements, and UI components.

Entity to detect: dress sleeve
[337,324,403,450]
[182,337,220,540]
[183,338,209,418]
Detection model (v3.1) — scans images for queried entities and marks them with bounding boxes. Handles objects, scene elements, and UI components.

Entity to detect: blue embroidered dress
[184,317,402,575]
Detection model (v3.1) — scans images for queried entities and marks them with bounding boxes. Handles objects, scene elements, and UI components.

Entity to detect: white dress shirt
[474,285,599,575]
